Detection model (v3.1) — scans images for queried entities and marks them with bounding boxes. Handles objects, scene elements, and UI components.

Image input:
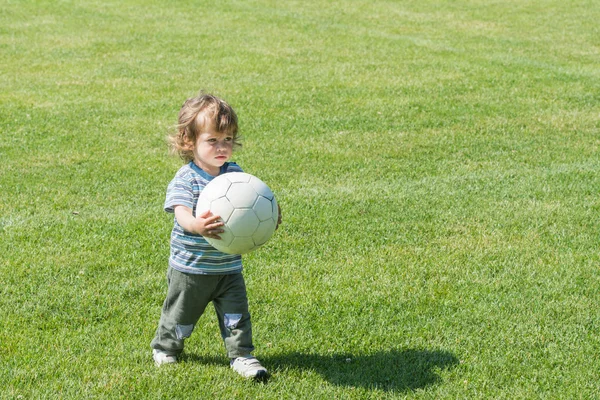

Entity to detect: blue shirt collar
[189,161,229,181]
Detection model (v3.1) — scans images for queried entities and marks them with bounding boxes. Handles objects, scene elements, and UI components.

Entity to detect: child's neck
[193,160,221,177]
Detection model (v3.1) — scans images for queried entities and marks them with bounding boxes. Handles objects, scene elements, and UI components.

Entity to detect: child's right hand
[196,209,225,239]
[174,205,224,239]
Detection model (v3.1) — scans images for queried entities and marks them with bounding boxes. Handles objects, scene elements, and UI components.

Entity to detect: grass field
[1,0,599,398]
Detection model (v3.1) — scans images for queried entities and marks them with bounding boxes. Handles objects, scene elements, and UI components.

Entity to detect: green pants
[151,268,254,359]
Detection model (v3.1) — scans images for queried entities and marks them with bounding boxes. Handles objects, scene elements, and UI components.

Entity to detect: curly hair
[168,93,241,162]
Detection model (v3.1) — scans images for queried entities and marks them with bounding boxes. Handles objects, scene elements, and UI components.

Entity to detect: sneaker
[230,356,268,381]
[153,349,177,366]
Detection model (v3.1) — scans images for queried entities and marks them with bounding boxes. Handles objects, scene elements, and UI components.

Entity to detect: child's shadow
[264,348,459,392]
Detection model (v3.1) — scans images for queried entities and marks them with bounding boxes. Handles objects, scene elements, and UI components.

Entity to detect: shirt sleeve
[164,175,194,213]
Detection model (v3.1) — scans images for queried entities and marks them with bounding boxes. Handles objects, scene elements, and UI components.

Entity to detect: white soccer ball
[196,172,279,254]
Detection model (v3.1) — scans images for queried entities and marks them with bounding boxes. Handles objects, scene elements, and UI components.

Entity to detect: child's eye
[224,137,233,142]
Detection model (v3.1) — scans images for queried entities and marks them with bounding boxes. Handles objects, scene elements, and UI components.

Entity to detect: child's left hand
[276,204,282,230]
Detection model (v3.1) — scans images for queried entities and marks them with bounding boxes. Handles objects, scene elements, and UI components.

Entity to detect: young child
[151,93,277,381]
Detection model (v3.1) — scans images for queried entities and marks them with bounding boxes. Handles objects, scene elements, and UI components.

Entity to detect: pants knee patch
[224,314,243,330]
[175,324,195,340]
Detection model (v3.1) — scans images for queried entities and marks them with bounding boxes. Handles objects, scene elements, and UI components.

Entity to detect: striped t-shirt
[164,161,244,275]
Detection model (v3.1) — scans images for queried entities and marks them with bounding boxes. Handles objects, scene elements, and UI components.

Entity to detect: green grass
[1,0,599,398]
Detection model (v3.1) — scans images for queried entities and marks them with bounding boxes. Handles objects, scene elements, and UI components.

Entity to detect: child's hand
[276,204,282,230]
[174,206,224,239]
[196,209,225,239]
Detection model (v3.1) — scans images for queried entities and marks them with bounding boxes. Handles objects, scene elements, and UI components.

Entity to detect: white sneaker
[230,356,268,380]
[153,349,177,366]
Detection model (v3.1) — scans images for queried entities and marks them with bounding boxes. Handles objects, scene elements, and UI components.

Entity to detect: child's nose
[216,141,228,150]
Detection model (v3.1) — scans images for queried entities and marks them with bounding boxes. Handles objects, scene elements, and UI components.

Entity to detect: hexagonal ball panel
[206,227,234,253]
[201,176,232,202]
[227,172,252,183]
[228,208,259,237]
[253,196,274,221]
[253,219,276,246]
[227,182,258,208]
[228,236,256,254]
[249,175,274,200]
[210,196,234,223]
[195,197,211,216]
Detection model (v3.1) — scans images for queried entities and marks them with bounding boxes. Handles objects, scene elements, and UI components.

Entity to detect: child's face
[190,126,234,176]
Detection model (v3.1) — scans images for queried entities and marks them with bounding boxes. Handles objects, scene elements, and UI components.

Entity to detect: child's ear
[182,135,195,150]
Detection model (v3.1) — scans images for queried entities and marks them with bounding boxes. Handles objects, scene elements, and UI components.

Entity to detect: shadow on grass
[264,349,459,392]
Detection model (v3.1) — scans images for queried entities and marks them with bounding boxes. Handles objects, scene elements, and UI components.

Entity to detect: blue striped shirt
[165,161,244,275]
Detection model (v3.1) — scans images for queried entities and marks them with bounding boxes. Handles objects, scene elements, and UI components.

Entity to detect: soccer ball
[196,172,279,254]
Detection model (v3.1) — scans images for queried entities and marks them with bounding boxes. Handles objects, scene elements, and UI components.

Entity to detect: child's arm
[173,205,224,239]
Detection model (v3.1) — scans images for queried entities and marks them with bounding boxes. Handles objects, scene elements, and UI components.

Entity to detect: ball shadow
[264,348,459,392]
